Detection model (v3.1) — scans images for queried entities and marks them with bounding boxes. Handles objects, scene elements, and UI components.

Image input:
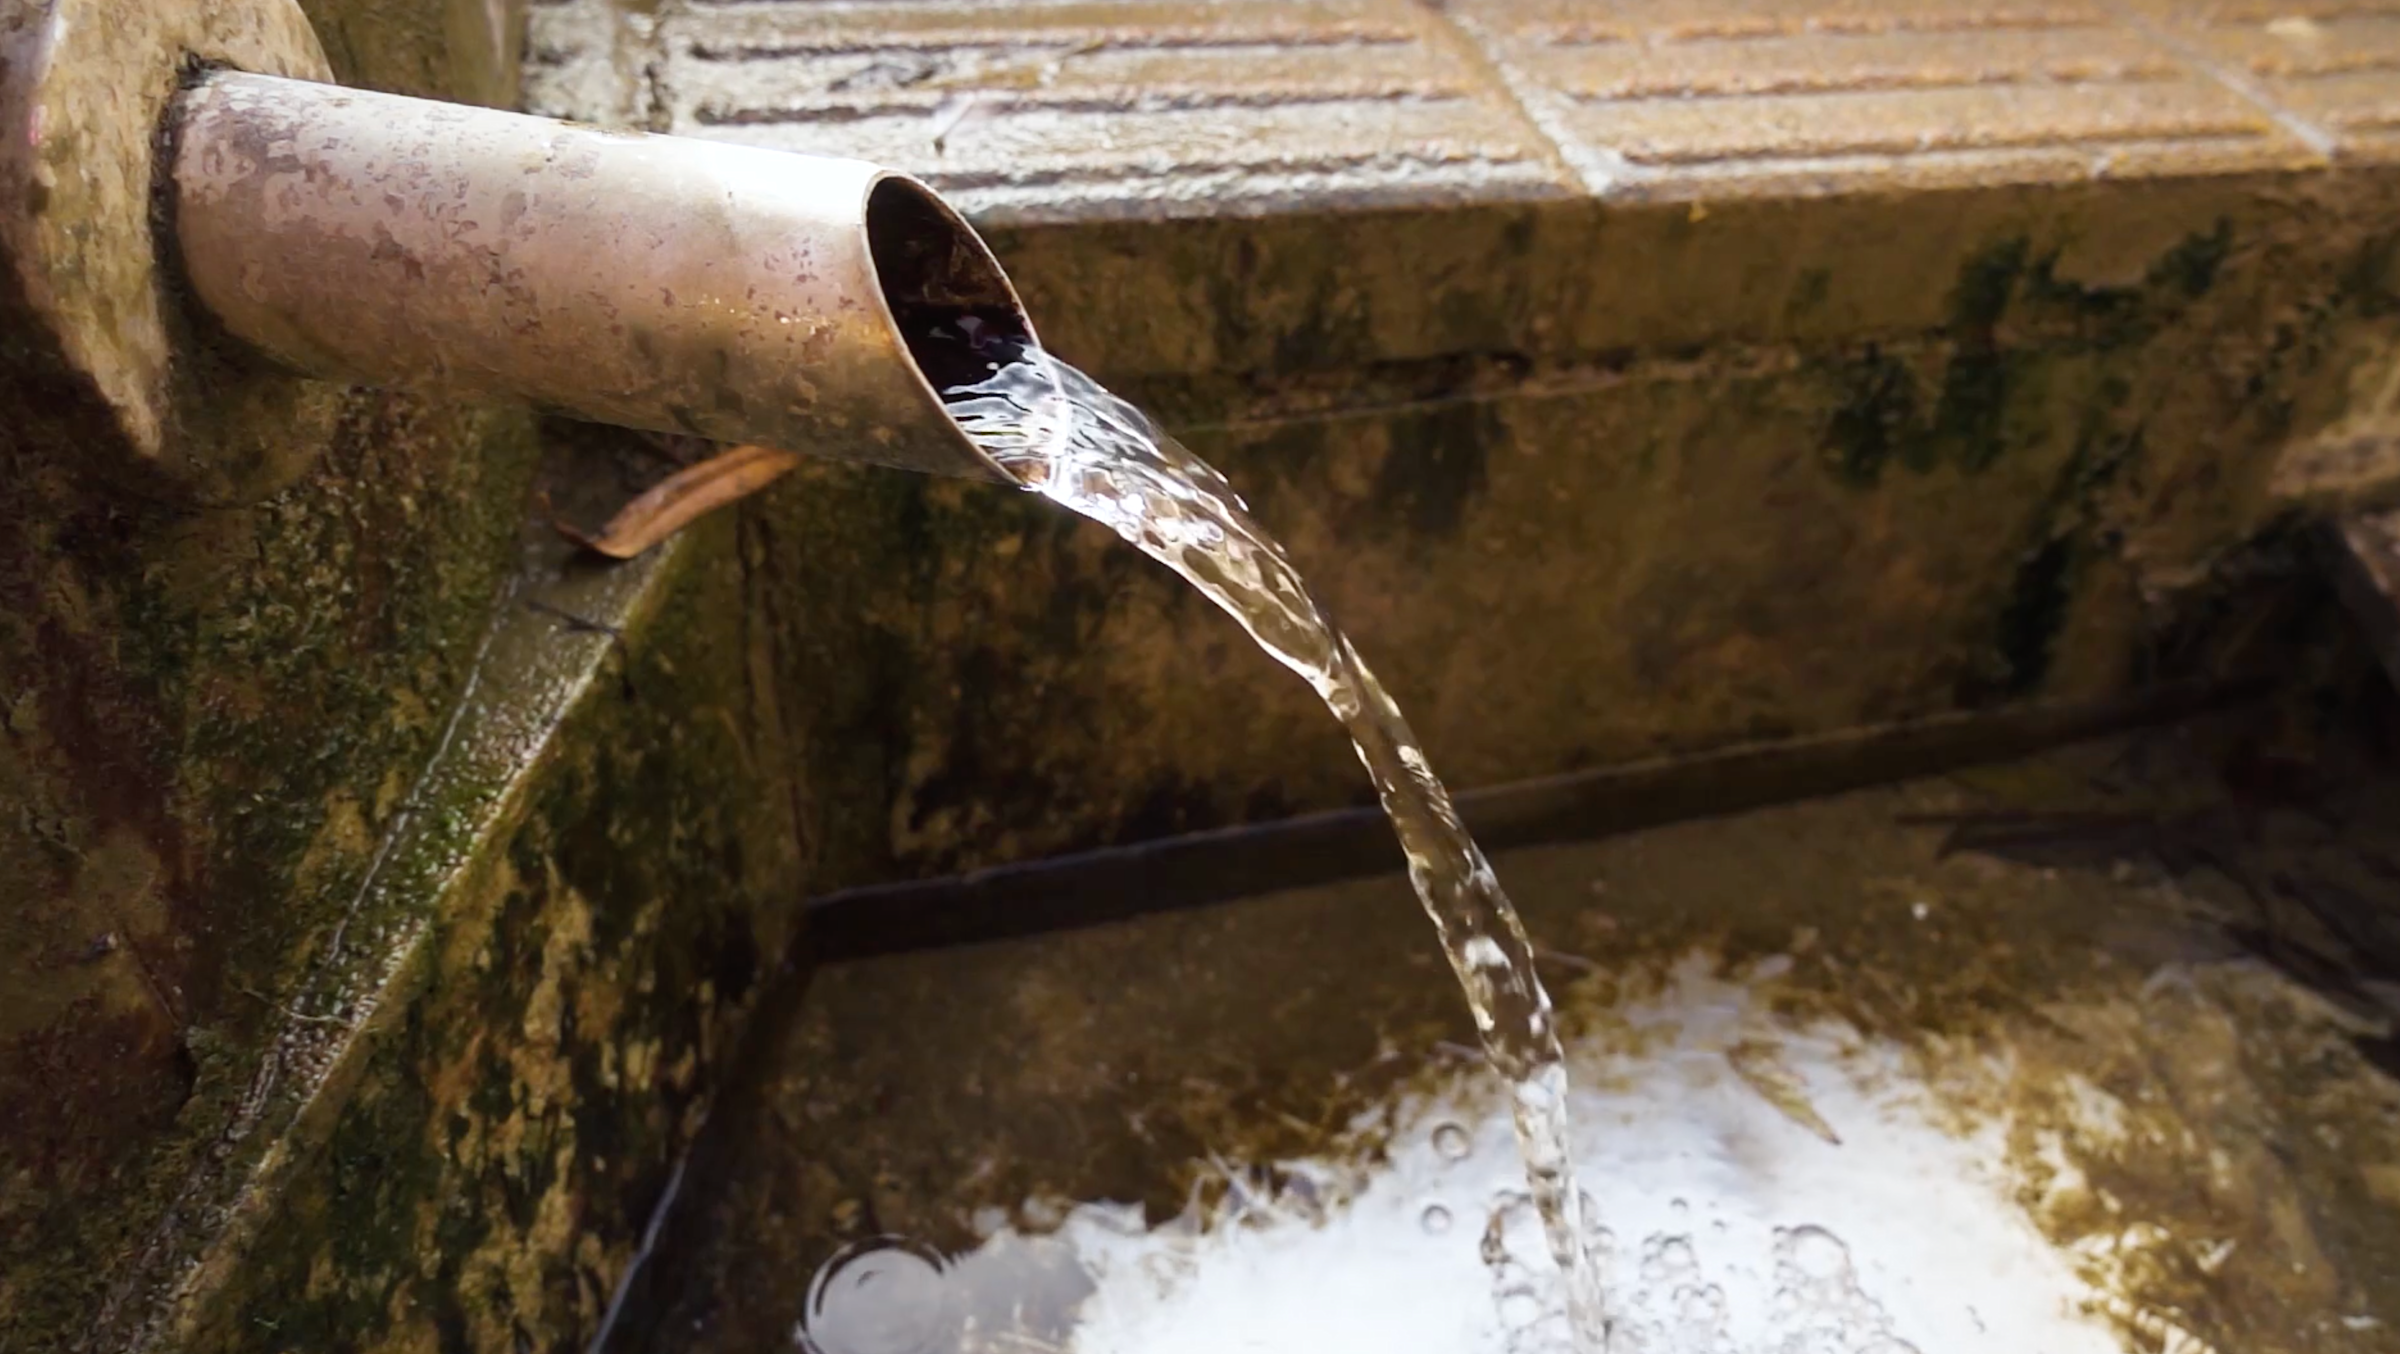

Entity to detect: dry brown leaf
[1725,1039,1843,1146]
[567,442,801,560]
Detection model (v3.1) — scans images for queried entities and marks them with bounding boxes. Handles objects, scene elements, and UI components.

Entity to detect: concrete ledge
[528,0,2389,221]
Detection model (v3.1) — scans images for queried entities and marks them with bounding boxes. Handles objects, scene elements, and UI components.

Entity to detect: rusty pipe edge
[170,70,1032,483]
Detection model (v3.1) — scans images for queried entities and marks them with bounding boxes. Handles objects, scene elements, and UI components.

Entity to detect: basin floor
[635,710,2400,1354]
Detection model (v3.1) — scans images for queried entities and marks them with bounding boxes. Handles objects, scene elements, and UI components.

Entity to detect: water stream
[935,332,1611,1352]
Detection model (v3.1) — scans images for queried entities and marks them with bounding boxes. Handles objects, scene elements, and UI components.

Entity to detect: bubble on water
[1639,1233,1698,1288]
[1758,1223,1929,1354]
[1431,1122,1474,1161]
[1422,1204,1455,1235]
[1483,1192,1565,1270]
[1506,1311,1576,1354]
[796,1236,957,1354]
[1495,1286,1546,1330]
[1779,1224,1853,1282]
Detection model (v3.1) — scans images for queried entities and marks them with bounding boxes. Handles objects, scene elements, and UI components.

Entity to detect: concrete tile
[539,0,2383,212]
[1505,26,2184,100]
[2118,1,2400,162]
[1447,0,2325,197]
[525,0,661,127]
[1570,80,2276,166]
[637,0,1580,221]
[1446,0,2124,44]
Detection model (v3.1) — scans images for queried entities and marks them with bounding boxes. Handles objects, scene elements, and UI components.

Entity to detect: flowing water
[934,331,1611,1352]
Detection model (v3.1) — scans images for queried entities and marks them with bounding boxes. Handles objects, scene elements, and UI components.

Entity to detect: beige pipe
[169,70,1029,482]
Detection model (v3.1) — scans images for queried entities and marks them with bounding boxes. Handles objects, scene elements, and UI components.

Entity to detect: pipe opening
[865,177,1036,475]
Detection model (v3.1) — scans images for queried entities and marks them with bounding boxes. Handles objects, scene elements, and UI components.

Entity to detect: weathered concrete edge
[90,522,692,1354]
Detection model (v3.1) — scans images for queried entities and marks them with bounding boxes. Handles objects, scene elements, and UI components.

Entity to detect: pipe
[169,70,1030,483]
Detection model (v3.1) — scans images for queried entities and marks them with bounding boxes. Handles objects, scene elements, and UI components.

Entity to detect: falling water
[934,329,1611,1351]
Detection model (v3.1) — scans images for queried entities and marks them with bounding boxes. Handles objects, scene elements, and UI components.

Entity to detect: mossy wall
[178,513,803,1354]
[751,174,2400,879]
[300,0,526,105]
[1,2,547,1347]
[0,390,541,1348]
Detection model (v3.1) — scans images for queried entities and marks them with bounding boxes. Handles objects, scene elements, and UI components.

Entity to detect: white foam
[978,954,2123,1354]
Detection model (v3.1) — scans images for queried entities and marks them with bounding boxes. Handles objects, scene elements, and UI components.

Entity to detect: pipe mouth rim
[862,173,1036,486]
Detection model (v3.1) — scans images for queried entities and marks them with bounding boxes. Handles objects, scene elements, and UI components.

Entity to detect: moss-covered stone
[0,387,540,1349]
[1,394,813,1352]
[0,5,539,1345]
[177,507,802,1354]
[300,0,526,106]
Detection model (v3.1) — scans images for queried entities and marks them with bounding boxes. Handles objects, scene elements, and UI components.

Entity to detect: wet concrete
[634,700,2400,1354]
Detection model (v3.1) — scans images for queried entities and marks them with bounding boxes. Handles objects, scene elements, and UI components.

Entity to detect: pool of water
[620,715,2400,1354]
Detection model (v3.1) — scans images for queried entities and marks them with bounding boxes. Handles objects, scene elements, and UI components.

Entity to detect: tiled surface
[1446,0,2318,196]
[2129,1,2400,159]
[523,0,2380,219]
[526,0,1579,221]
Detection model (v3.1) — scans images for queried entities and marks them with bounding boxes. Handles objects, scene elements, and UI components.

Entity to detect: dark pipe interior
[865,177,1036,437]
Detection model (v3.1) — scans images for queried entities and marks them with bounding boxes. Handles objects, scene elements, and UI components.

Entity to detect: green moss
[1372,400,1493,546]
[1928,349,2016,474]
[2150,219,2234,301]
[179,511,803,1354]
[1819,222,2270,494]
[297,0,518,105]
[1949,236,2032,334]
[0,386,542,1351]
[1819,346,1922,487]
[1787,266,1834,320]
[2340,230,2400,319]
[1196,415,1334,505]
[1991,534,2078,697]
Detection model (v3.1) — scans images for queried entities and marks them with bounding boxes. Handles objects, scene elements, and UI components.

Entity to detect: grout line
[2105,0,2339,160]
[1408,0,1623,197]
[1558,68,2191,105]
[1550,16,2114,45]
